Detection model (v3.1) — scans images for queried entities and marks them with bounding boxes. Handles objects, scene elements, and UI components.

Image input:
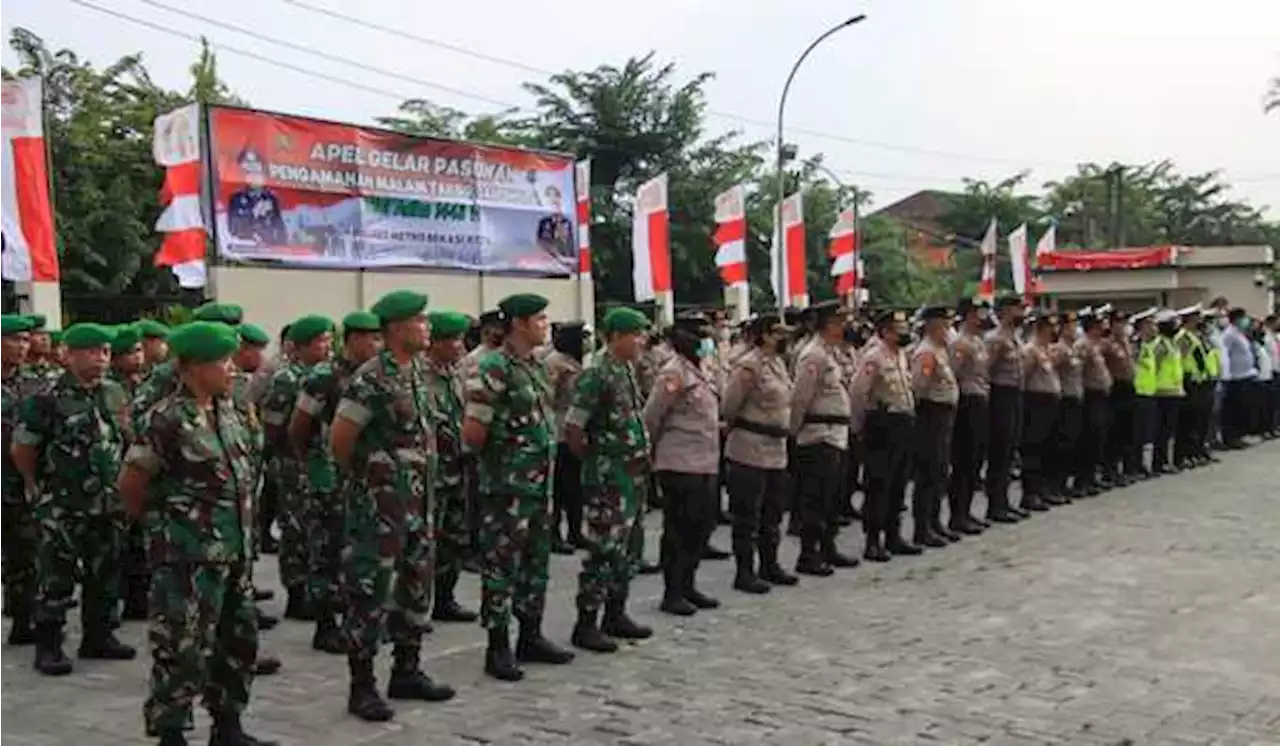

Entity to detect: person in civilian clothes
[1073,308,1114,494]
[1050,311,1083,502]
[546,322,590,555]
[1019,312,1062,512]
[789,301,860,575]
[1218,307,1257,449]
[983,296,1027,524]
[947,299,992,535]
[1100,309,1138,485]
[909,306,959,547]
[645,313,722,616]
[849,310,918,562]
[721,313,798,593]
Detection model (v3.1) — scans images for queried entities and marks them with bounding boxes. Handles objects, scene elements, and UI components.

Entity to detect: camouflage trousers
[341,483,434,660]
[576,468,648,614]
[433,484,470,582]
[272,456,309,593]
[34,508,123,630]
[144,562,257,736]
[1,498,38,617]
[478,492,552,630]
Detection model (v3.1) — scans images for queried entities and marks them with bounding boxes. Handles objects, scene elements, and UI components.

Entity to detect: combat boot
[282,588,313,621]
[515,614,575,664]
[570,608,618,653]
[33,624,73,676]
[253,653,281,676]
[310,608,345,655]
[862,533,890,563]
[601,591,652,640]
[156,731,188,746]
[387,646,456,701]
[346,656,394,721]
[6,599,35,645]
[78,627,138,660]
[659,561,697,615]
[684,567,720,610]
[913,529,948,549]
[885,534,923,556]
[732,550,771,594]
[758,544,798,586]
[821,538,862,568]
[484,627,524,681]
[122,577,149,621]
[431,571,478,623]
[209,711,278,746]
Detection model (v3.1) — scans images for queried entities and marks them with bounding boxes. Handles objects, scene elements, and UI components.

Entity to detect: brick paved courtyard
[4,442,1279,745]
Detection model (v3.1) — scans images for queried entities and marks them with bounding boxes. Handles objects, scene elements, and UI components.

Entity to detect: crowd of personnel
[0,290,1277,746]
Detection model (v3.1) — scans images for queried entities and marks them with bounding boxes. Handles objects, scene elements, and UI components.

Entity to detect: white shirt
[1256,340,1274,381]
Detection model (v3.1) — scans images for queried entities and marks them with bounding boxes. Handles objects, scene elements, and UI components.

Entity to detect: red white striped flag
[978,217,998,301]
[152,104,207,288]
[1030,223,1054,295]
[828,207,858,296]
[575,159,591,275]
[712,185,747,286]
[771,192,807,306]
[631,173,671,302]
[1008,222,1030,299]
[1,77,59,283]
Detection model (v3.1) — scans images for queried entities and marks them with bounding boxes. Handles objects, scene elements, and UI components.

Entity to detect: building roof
[869,190,956,225]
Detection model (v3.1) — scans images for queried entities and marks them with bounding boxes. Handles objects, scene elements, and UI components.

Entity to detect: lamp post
[774,14,867,310]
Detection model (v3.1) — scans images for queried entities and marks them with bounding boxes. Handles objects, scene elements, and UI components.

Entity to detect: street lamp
[774,14,867,310]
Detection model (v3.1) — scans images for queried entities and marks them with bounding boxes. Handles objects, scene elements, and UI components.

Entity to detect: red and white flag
[1,77,59,283]
[828,207,858,295]
[1031,222,1054,295]
[712,185,747,286]
[575,159,591,276]
[152,104,207,288]
[1008,222,1029,297]
[977,217,998,301]
[771,192,807,306]
[631,173,671,302]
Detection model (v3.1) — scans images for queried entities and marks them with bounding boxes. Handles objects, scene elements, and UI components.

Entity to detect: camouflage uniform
[335,350,436,661]
[422,355,469,598]
[465,342,556,631]
[131,360,180,433]
[127,387,259,735]
[2,366,38,620]
[13,372,128,634]
[108,368,149,624]
[566,350,650,614]
[259,362,310,599]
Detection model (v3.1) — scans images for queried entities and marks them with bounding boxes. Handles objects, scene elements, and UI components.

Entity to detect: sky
[4,0,1279,216]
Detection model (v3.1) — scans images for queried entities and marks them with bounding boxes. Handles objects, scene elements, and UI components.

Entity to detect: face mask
[775,337,790,356]
[896,333,912,347]
[696,337,715,359]
[717,328,731,342]
[1235,317,1251,331]
[1215,317,1229,329]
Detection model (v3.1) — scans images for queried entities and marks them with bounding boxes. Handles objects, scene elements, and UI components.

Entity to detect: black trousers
[552,445,584,541]
[1249,379,1272,435]
[912,402,955,539]
[658,471,719,599]
[1105,380,1136,477]
[863,411,914,541]
[1152,396,1181,468]
[795,443,847,560]
[948,394,989,527]
[1053,396,1083,491]
[1221,380,1250,444]
[726,460,788,569]
[840,444,861,518]
[985,385,1022,516]
[1076,389,1110,488]
[1174,382,1210,463]
[1270,379,1280,433]
[1020,392,1060,501]
[1133,396,1156,473]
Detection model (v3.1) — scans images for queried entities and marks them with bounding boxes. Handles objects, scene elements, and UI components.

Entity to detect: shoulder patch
[661,373,682,395]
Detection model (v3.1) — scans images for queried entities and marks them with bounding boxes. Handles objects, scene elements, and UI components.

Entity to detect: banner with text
[208,107,579,275]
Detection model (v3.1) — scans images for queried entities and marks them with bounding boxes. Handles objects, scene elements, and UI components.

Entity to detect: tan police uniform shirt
[848,337,915,436]
[985,326,1024,389]
[544,349,583,444]
[911,336,960,405]
[1053,338,1084,399]
[950,329,991,398]
[1075,335,1113,393]
[643,353,721,475]
[721,348,792,470]
[789,338,850,451]
[1022,342,1062,395]
[1101,334,1135,382]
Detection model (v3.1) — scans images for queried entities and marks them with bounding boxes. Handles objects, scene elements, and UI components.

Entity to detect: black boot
[283,588,313,621]
[252,588,274,602]
[310,608,345,655]
[862,533,890,563]
[702,542,731,561]
[821,539,861,569]
[122,577,149,621]
[732,550,771,594]
[795,533,833,576]
[758,544,798,586]
[515,614,575,664]
[253,653,281,676]
[659,560,697,616]
[33,624,73,675]
[570,608,618,653]
[601,593,652,639]
[209,710,278,746]
[684,566,720,610]
[913,530,947,549]
[431,571,478,623]
[78,626,138,660]
[346,656,394,721]
[551,532,576,555]
[484,627,524,681]
[255,607,278,631]
[6,600,35,645]
[157,730,188,746]
[387,647,456,701]
[885,534,923,556]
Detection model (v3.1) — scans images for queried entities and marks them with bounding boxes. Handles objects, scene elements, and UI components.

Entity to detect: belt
[803,414,851,425]
[731,418,790,438]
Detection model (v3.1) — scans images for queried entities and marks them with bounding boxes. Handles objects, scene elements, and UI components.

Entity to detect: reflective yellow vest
[1154,336,1184,397]
[1175,329,1205,384]
[1205,341,1222,380]
[1135,339,1158,396]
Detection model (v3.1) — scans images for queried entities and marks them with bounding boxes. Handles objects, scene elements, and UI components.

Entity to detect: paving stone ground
[4,442,1280,746]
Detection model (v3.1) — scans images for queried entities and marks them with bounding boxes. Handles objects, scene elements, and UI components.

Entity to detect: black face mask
[1158,323,1177,337]
[979,316,996,330]
[843,326,863,347]
[775,337,790,356]
[896,332,913,347]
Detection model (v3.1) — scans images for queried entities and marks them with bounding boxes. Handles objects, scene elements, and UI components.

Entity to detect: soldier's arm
[789,354,820,435]
[260,374,295,453]
[118,406,174,520]
[330,374,374,470]
[563,368,601,458]
[289,369,330,456]
[10,393,50,492]
[462,353,506,450]
[642,370,682,442]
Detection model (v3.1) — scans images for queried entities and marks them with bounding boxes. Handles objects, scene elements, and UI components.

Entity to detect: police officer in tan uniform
[546,322,590,554]
[789,301,859,576]
[1020,312,1062,512]
[984,296,1027,524]
[1101,309,1138,485]
[947,299,992,536]
[850,310,918,562]
[1050,311,1083,502]
[909,306,959,547]
[644,313,722,617]
[721,313,798,594]
[1074,308,1113,495]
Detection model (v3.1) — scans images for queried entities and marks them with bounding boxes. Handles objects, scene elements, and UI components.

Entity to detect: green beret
[192,302,244,325]
[601,308,649,334]
[111,324,142,355]
[24,313,47,331]
[169,322,240,363]
[137,318,169,339]
[62,322,116,350]
[49,330,63,346]
[238,323,270,347]
[498,293,549,320]
[371,290,428,324]
[341,311,381,334]
[287,315,335,344]
[428,310,470,339]
[1,314,35,336]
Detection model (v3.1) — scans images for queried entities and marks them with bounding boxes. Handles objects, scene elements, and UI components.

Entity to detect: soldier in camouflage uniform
[565,308,655,653]
[259,315,334,620]
[462,293,575,682]
[288,311,383,654]
[11,323,136,675]
[20,313,62,386]
[118,321,275,746]
[2,314,37,642]
[422,310,479,624]
[138,318,170,373]
[329,291,455,722]
[109,324,153,623]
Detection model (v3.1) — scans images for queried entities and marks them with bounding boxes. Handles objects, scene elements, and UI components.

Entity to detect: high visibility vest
[1154,336,1184,397]
[1205,343,1222,380]
[1175,329,1205,384]
[1135,340,1158,396]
